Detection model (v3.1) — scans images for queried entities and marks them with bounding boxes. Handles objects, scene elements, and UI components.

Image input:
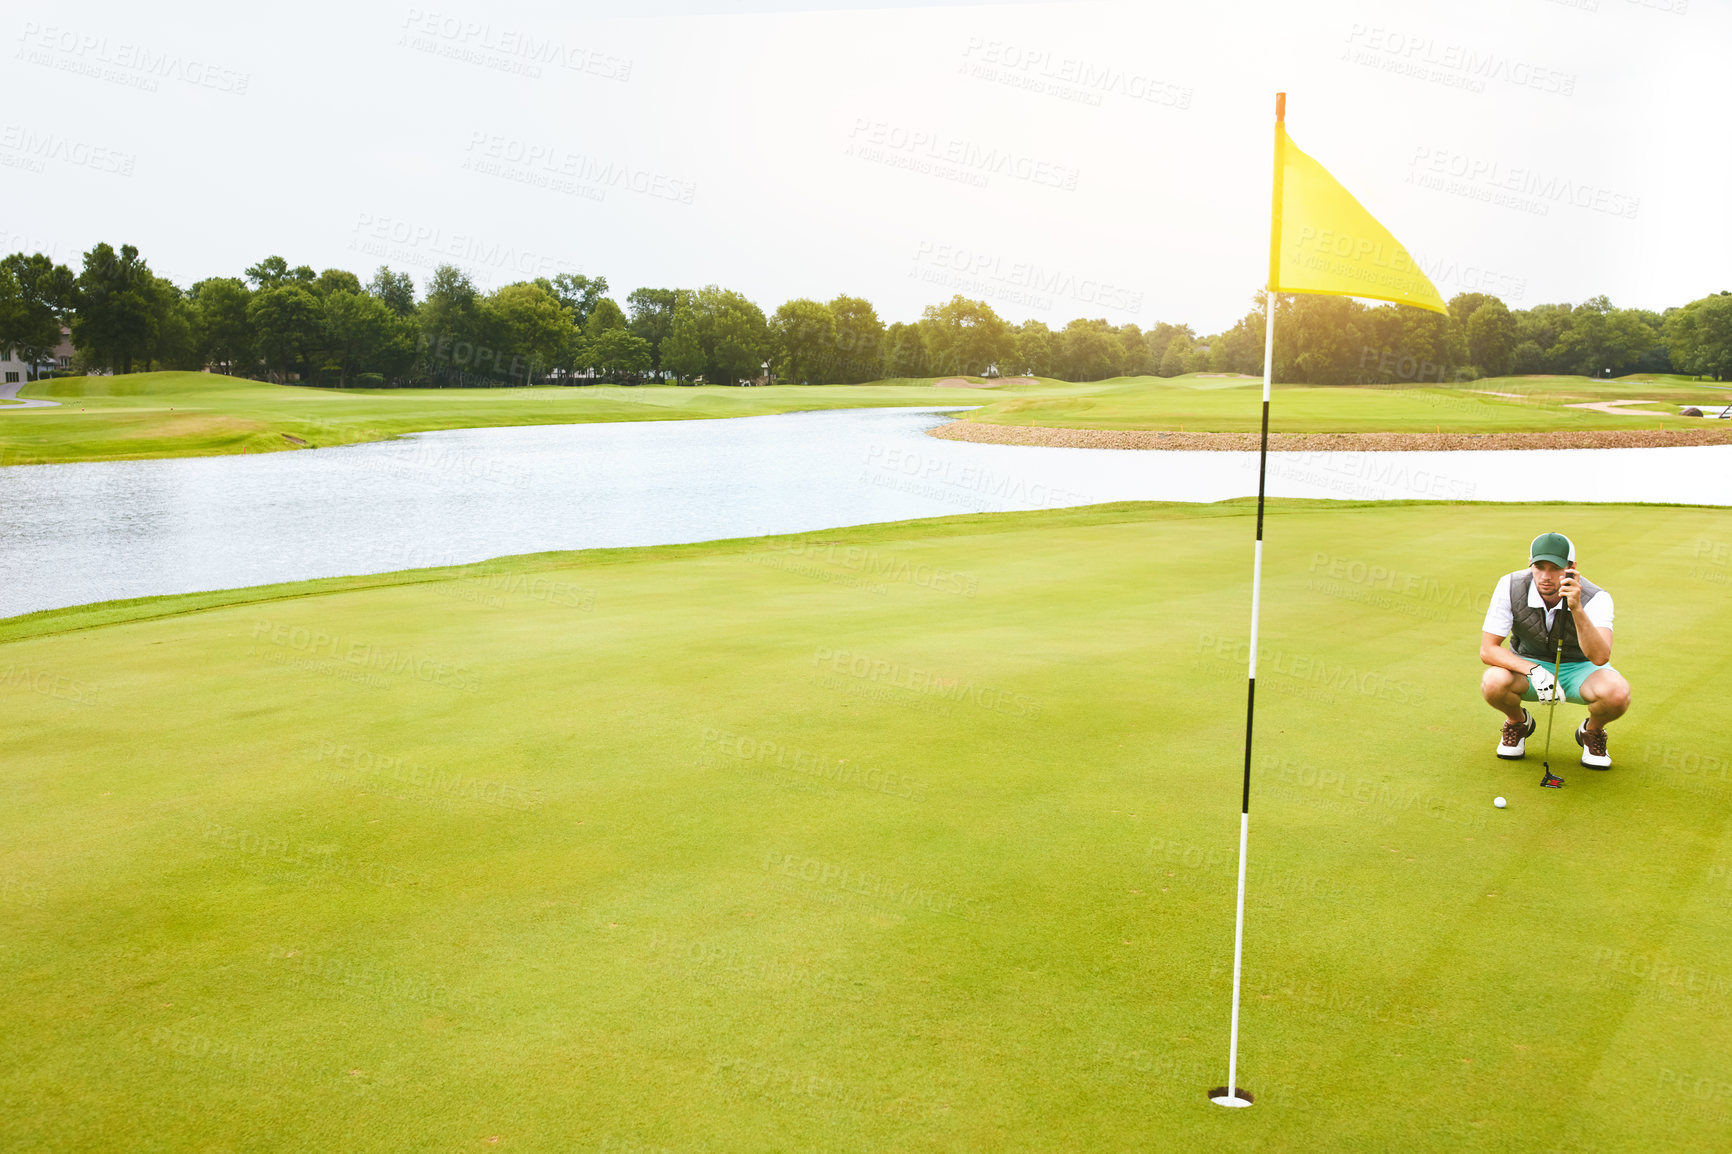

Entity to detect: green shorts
[1519,660,1620,706]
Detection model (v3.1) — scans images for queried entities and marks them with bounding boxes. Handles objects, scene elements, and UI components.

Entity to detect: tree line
[2,242,1728,385]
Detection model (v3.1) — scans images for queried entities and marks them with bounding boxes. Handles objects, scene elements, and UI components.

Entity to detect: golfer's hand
[1561,569,1582,610]
[1528,664,1563,703]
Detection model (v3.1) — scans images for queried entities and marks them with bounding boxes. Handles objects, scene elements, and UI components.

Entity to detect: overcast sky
[5,0,1722,334]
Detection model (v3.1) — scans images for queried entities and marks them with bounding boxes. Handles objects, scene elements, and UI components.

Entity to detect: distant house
[0,327,82,383]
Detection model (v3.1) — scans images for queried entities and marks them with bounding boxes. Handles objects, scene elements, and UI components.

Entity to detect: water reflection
[2,407,1728,618]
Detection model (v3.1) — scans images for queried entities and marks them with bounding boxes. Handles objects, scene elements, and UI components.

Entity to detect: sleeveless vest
[1508,570,1602,665]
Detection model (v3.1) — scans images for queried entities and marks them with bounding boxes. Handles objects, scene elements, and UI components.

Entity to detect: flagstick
[1214,90,1284,1112]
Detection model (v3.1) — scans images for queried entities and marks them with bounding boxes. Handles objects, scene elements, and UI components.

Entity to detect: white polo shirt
[1482,570,1614,638]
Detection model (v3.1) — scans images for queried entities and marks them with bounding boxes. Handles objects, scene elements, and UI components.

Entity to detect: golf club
[1540,637,1566,788]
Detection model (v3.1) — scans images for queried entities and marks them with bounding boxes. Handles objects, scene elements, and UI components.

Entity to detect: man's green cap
[1530,532,1575,568]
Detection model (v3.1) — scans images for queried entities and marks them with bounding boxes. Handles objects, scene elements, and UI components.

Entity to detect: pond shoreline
[927,420,1732,453]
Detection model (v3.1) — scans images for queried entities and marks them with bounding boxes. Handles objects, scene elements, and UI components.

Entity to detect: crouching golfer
[1479,532,1630,769]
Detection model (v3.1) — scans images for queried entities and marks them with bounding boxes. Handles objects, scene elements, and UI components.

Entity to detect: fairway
[0,373,960,465]
[3,501,1728,1152]
[953,374,1732,435]
[7,372,1731,467]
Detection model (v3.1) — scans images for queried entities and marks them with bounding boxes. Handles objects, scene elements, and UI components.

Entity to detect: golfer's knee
[1481,667,1518,700]
[1597,675,1632,714]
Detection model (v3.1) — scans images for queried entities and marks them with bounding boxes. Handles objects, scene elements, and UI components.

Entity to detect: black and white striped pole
[1210,90,1285,1112]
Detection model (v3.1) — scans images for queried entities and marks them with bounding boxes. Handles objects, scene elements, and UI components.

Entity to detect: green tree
[248,283,324,382]
[661,295,705,384]
[1157,334,1191,377]
[589,328,653,379]
[544,273,610,326]
[244,256,315,290]
[71,242,157,374]
[314,268,363,297]
[1275,295,1363,384]
[490,282,573,383]
[1665,293,1732,381]
[1464,297,1514,377]
[919,296,1012,377]
[882,322,928,378]
[771,298,836,384]
[1012,321,1055,377]
[1054,319,1122,382]
[626,288,678,379]
[1205,298,1269,376]
[189,277,254,376]
[142,276,198,371]
[1117,323,1152,376]
[419,265,487,384]
[1550,297,1656,378]
[584,297,627,337]
[367,267,416,316]
[1510,302,1574,374]
[663,286,770,385]
[0,252,75,377]
[323,291,415,385]
[828,295,885,383]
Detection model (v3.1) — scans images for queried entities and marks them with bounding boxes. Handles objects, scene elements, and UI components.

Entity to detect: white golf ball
[1494,796,1507,808]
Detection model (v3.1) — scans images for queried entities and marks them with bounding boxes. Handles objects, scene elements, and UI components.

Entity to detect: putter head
[1540,768,1565,789]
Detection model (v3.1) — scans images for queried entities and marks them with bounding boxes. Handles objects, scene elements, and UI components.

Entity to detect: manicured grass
[955,373,1732,434]
[8,371,1729,466]
[3,501,1728,1152]
[0,372,973,465]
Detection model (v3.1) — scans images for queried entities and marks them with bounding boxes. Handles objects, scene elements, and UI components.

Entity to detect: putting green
[3,501,1729,1151]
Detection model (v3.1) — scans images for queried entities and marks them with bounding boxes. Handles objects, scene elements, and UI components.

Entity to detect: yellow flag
[1269,114,1448,315]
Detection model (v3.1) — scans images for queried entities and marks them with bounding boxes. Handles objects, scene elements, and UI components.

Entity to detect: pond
[2,406,1727,618]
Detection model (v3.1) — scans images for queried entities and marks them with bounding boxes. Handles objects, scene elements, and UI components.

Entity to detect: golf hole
[1208,1087,1254,1108]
